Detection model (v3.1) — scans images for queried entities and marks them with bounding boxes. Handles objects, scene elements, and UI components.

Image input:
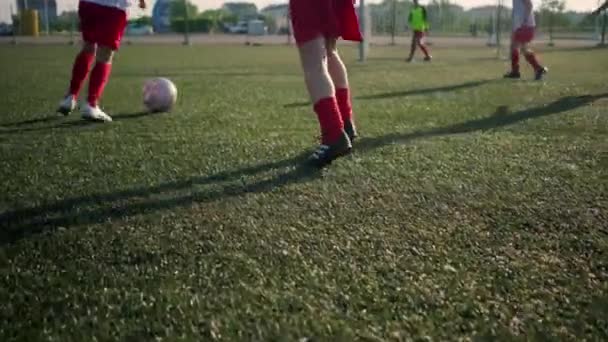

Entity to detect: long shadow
[0,120,98,135]
[283,79,495,108]
[0,112,162,135]
[0,116,62,128]
[1,93,605,245]
[357,79,494,101]
[113,111,163,121]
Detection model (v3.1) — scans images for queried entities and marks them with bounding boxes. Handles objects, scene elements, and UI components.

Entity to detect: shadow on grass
[0,112,164,135]
[113,111,164,121]
[0,120,98,135]
[1,93,606,245]
[357,79,495,101]
[283,79,495,108]
[0,116,62,127]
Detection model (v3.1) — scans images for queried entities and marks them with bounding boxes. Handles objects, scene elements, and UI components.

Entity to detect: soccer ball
[143,78,177,113]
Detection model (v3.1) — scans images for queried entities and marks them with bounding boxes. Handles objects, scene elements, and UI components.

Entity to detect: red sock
[511,49,520,73]
[69,51,95,97]
[314,97,344,145]
[524,52,542,71]
[335,88,353,123]
[87,62,112,107]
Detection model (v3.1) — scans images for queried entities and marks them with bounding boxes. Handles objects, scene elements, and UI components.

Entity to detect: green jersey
[409,6,428,32]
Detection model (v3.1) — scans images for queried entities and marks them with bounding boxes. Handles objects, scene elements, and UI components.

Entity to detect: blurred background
[0,1,605,47]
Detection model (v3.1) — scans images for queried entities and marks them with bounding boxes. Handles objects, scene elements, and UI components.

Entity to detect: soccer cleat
[308,131,352,168]
[406,57,414,63]
[343,120,358,142]
[503,71,521,79]
[57,95,77,115]
[424,55,432,62]
[535,67,548,81]
[81,103,113,122]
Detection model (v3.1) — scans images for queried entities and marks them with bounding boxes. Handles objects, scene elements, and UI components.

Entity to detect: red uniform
[512,26,535,44]
[289,0,363,45]
[79,0,128,50]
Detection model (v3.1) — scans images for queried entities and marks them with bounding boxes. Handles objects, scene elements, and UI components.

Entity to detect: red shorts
[413,30,426,41]
[289,0,362,45]
[513,26,535,44]
[79,1,127,50]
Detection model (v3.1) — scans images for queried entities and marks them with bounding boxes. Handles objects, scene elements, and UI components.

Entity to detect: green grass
[0,43,607,341]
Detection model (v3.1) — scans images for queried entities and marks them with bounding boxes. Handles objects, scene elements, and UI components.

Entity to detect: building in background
[260,4,289,34]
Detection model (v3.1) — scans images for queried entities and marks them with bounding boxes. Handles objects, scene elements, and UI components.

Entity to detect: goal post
[359,0,372,62]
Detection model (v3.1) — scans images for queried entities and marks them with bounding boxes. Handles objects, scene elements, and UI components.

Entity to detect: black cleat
[503,71,521,79]
[534,67,548,81]
[343,120,358,143]
[424,55,432,62]
[307,131,352,168]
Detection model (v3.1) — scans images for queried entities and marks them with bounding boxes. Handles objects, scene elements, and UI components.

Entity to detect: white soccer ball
[143,78,177,113]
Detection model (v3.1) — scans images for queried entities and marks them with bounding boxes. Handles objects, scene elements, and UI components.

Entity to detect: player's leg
[505,34,522,78]
[57,2,97,115]
[82,4,127,122]
[86,46,115,109]
[417,32,432,61]
[297,36,350,167]
[290,0,351,167]
[326,37,357,141]
[521,40,547,80]
[406,32,417,62]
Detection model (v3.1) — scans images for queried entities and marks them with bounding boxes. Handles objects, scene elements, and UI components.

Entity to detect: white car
[227,22,248,34]
[126,24,154,36]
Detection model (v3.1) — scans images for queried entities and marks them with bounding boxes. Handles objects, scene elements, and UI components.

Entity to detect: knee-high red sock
[511,49,520,73]
[87,62,112,107]
[69,51,95,97]
[314,97,344,145]
[524,52,542,71]
[336,88,353,123]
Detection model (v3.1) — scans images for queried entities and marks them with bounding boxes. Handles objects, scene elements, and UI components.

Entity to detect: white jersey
[512,0,536,30]
[81,0,132,11]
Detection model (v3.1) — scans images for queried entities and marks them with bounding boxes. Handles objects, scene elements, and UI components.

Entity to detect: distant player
[504,0,548,81]
[289,0,362,167]
[406,0,431,62]
[57,0,147,122]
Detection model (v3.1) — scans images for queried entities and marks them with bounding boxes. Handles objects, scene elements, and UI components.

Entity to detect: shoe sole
[82,115,112,123]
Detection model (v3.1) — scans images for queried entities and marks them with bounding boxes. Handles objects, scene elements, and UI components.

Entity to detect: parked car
[226,21,248,34]
[126,24,153,36]
[0,23,13,36]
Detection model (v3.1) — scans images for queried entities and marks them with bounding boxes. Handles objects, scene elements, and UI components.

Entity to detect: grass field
[1,43,607,341]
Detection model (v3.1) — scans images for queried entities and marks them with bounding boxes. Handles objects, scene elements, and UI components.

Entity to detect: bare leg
[326,37,357,140]
[297,36,334,103]
[325,38,348,89]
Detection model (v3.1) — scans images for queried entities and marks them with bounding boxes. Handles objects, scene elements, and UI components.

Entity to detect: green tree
[222,2,259,20]
[170,0,198,20]
[540,0,566,45]
[200,9,235,33]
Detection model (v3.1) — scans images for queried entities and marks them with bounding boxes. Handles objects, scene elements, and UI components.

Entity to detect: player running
[406,0,432,62]
[503,0,548,81]
[57,0,147,122]
[289,0,362,167]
